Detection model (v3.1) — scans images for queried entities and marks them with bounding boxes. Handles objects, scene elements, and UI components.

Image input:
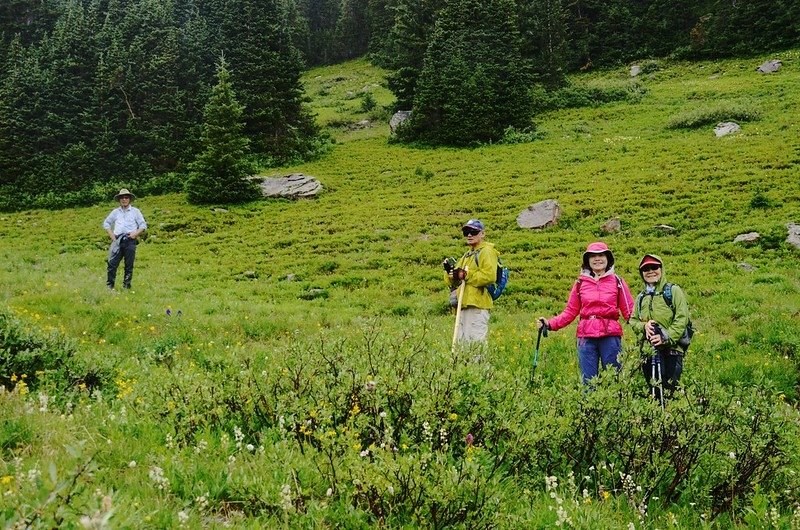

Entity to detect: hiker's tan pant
[456,308,489,344]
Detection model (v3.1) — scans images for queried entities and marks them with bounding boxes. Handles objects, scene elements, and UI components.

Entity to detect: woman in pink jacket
[537,242,634,384]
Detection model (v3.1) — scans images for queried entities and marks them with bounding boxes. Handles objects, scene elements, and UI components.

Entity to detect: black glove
[452,268,467,281]
[442,257,455,273]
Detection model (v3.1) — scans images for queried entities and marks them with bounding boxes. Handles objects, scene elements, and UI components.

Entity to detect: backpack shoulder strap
[663,283,674,309]
[636,291,646,313]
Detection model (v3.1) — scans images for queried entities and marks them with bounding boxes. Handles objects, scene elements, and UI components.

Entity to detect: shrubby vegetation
[667,101,761,129]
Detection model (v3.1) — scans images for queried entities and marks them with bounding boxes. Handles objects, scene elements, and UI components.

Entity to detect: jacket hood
[582,241,615,271]
[638,253,668,288]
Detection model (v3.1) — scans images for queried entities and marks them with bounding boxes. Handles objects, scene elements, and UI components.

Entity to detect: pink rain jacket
[548,268,634,338]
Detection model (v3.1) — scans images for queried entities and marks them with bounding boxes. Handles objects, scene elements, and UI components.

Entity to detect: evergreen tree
[216,0,321,163]
[335,0,370,60]
[185,56,259,205]
[0,0,61,64]
[281,0,340,66]
[383,0,441,109]
[365,0,396,64]
[404,0,532,145]
[518,0,569,87]
[98,0,208,173]
[0,36,43,190]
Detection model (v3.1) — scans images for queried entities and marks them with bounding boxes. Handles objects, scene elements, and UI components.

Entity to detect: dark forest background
[1,0,798,209]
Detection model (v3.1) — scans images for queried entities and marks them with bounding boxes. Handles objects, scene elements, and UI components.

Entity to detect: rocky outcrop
[517,199,561,229]
[253,173,323,199]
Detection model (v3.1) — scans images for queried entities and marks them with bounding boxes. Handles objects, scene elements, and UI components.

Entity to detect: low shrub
[126,326,800,526]
[0,309,112,396]
[667,101,761,129]
[531,80,646,113]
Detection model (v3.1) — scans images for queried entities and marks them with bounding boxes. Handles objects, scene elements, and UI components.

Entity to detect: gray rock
[714,122,740,137]
[253,173,323,199]
[630,65,642,77]
[389,110,412,134]
[787,223,800,249]
[738,262,756,272]
[734,232,760,243]
[347,119,372,131]
[756,59,781,74]
[601,217,621,233]
[654,224,675,233]
[517,199,561,229]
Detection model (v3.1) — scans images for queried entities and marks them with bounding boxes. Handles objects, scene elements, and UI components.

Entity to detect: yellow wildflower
[0,475,13,485]
[449,413,458,421]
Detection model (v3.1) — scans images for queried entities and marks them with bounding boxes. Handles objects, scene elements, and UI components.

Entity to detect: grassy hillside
[1,52,799,528]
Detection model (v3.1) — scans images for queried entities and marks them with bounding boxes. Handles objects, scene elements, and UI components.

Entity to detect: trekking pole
[651,348,665,411]
[529,324,548,386]
[450,267,468,353]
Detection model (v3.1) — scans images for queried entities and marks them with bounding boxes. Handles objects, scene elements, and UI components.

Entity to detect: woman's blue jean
[576,336,622,384]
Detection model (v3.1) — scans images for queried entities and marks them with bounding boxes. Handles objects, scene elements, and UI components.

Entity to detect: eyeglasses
[640,265,661,272]
[462,228,481,237]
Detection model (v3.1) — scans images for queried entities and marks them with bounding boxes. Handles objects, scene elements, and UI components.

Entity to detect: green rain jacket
[629,254,691,354]
[444,242,498,310]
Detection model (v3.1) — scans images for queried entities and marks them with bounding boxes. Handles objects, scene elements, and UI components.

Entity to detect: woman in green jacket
[629,254,691,400]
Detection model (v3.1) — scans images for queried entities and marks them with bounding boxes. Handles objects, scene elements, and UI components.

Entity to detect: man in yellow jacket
[443,219,499,344]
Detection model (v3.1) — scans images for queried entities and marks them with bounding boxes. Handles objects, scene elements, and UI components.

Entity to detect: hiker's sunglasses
[640,264,661,272]
[462,228,481,237]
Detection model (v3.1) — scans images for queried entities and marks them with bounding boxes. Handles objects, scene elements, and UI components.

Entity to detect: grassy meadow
[1,52,800,528]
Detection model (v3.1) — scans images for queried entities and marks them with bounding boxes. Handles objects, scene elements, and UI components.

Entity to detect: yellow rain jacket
[444,242,499,310]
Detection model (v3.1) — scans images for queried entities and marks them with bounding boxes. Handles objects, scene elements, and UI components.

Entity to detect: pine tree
[215,0,322,162]
[383,0,440,109]
[335,0,369,60]
[404,0,532,145]
[185,56,259,205]
[518,0,569,87]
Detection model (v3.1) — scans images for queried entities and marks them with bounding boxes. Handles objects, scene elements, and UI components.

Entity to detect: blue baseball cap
[462,219,485,231]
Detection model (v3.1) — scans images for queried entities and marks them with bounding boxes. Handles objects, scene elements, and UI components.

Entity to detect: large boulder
[734,232,760,243]
[517,199,561,229]
[756,59,781,74]
[630,65,642,77]
[601,217,621,233]
[714,122,740,137]
[253,173,323,199]
[787,223,800,249]
[389,111,412,134]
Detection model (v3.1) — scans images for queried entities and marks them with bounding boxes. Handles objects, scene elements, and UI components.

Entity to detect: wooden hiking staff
[451,267,468,352]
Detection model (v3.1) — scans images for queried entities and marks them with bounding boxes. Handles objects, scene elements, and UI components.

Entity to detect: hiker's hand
[649,334,664,346]
[453,268,467,281]
[537,317,549,331]
[442,259,453,273]
[644,320,657,338]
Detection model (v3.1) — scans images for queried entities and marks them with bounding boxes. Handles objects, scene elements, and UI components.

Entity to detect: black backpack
[636,283,694,352]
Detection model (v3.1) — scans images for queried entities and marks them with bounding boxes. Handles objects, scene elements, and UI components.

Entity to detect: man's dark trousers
[107,237,137,289]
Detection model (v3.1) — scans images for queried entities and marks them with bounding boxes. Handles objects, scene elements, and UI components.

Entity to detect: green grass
[1,50,800,527]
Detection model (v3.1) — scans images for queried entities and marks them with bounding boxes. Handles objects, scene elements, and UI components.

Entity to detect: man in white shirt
[103,189,147,290]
